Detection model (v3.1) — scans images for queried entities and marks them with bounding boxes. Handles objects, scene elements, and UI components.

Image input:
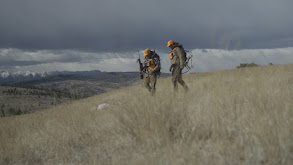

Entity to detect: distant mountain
[0,71,48,84]
[0,70,48,78]
[0,70,102,84]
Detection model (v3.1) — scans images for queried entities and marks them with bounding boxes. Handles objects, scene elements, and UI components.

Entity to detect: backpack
[178,45,187,63]
[177,44,193,73]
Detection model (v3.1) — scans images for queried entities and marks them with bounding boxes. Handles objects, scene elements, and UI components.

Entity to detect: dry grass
[1,64,293,165]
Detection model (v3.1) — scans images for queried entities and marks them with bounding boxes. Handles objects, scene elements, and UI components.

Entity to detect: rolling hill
[0,64,292,164]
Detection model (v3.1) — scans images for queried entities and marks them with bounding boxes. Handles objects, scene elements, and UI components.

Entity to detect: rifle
[137,51,144,79]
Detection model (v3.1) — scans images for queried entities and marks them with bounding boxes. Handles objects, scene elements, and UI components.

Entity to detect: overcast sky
[1,0,293,72]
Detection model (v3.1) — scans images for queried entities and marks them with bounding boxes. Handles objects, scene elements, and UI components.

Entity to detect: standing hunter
[167,40,189,92]
[141,48,161,95]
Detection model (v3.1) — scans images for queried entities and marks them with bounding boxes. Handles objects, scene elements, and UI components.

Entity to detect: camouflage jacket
[143,52,161,74]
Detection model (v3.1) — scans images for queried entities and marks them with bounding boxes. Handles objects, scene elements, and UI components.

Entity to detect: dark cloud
[0,0,292,51]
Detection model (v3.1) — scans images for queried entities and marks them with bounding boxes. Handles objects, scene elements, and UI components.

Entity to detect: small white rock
[97,103,110,110]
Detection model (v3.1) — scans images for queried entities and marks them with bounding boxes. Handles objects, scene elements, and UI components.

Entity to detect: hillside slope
[17,72,169,97]
[0,64,293,165]
[0,86,72,117]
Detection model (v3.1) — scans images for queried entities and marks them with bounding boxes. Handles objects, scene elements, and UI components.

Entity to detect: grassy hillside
[0,64,292,165]
[0,85,72,117]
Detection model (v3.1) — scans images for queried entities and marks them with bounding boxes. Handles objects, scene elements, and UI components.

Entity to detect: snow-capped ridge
[0,71,10,78]
[0,70,102,84]
[1,71,49,78]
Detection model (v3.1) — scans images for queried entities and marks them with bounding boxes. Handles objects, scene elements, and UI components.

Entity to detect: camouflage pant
[172,65,188,92]
[144,73,157,95]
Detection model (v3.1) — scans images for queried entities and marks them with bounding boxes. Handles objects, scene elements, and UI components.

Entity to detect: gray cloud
[0,0,293,51]
[1,0,293,73]
[1,47,293,73]
[0,48,139,71]
[189,48,293,72]
[0,48,136,67]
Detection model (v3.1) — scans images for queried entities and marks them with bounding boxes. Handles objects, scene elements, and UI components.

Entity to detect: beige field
[0,64,293,165]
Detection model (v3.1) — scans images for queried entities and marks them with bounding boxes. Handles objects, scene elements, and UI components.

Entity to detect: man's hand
[169,53,173,60]
[169,65,174,72]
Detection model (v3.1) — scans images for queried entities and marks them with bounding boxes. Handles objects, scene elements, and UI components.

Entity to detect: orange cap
[167,40,175,47]
[144,48,151,56]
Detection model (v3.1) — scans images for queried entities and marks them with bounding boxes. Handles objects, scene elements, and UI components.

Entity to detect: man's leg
[172,65,180,92]
[150,74,157,95]
[178,69,188,92]
[144,74,151,92]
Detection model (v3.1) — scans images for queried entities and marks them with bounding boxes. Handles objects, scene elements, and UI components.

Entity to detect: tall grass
[0,64,293,165]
